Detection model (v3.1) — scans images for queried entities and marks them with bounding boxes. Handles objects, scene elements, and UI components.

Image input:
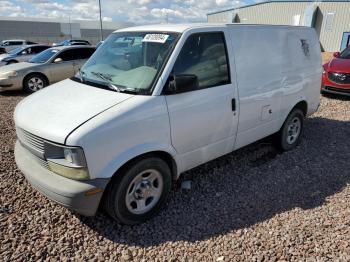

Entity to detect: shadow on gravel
[0,90,28,97]
[322,93,350,101]
[80,116,350,247]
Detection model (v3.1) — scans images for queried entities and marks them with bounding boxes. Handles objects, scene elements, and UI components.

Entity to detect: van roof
[115,23,311,33]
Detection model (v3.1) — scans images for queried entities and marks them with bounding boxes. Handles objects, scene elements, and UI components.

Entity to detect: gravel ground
[1,91,350,261]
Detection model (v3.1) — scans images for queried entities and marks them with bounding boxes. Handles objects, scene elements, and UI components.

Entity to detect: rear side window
[173,32,230,89]
[9,41,23,46]
[31,46,50,54]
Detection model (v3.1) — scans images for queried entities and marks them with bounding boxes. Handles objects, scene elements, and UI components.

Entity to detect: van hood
[14,78,134,144]
[324,58,350,73]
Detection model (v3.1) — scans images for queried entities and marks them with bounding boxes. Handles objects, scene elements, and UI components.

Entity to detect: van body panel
[66,95,176,179]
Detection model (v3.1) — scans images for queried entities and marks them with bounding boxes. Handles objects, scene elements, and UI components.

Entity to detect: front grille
[23,145,49,169]
[328,72,350,84]
[16,128,45,155]
[324,86,350,94]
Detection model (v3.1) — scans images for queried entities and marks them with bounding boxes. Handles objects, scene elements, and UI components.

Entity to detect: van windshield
[80,32,179,94]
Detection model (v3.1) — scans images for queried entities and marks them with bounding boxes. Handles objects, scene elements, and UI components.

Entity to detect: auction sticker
[142,34,169,43]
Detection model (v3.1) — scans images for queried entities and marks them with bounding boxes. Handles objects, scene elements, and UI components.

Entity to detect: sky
[0,0,263,24]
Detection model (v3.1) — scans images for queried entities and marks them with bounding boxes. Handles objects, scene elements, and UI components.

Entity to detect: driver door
[49,49,75,83]
[164,31,239,171]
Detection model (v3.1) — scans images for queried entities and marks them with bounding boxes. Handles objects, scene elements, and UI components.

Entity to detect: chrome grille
[16,128,45,155]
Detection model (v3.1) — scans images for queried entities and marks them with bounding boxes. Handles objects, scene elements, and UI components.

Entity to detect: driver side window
[55,50,74,62]
[172,32,230,91]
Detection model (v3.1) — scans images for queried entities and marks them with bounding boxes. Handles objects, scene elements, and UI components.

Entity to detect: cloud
[0,0,248,23]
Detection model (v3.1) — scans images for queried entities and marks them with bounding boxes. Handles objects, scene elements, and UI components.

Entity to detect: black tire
[103,157,172,225]
[6,60,17,65]
[23,74,48,93]
[276,109,304,151]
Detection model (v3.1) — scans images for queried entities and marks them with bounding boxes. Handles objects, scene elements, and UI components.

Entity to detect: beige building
[207,0,350,52]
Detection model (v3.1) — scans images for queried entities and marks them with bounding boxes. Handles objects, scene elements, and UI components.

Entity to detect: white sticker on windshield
[142,34,169,44]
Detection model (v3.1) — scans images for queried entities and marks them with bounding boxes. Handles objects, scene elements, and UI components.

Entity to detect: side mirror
[54,58,63,63]
[165,74,199,94]
[21,51,27,55]
[333,52,340,58]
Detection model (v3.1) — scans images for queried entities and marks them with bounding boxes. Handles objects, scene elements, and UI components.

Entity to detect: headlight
[0,71,18,78]
[44,142,90,180]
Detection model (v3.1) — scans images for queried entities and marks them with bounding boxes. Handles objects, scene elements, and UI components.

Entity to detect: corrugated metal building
[207,0,350,51]
[0,17,133,45]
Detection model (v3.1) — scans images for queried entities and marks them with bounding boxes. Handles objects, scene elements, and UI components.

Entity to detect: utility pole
[69,14,72,39]
[98,0,103,41]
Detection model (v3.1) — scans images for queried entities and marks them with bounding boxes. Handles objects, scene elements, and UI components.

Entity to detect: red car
[322,47,350,96]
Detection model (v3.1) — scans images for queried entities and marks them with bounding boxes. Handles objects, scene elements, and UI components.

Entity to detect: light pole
[98,0,103,41]
[69,13,72,40]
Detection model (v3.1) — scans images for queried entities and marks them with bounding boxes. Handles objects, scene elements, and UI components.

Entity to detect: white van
[14,24,321,224]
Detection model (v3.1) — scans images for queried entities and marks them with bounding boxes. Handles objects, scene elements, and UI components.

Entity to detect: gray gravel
[1,91,350,261]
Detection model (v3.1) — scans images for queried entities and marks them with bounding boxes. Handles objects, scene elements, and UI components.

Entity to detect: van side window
[173,32,230,90]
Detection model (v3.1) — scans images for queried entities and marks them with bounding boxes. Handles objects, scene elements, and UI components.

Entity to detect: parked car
[0,44,51,66]
[54,39,91,46]
[0,39,37,52]
[0,45,95,92]
[322,46,350,96]
[14,24,321,224]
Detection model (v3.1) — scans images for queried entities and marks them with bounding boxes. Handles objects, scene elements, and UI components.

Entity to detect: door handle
[231,98,236,111]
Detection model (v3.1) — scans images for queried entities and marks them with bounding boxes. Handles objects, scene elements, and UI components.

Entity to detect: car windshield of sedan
[340,47,350,59]
[29,49,59,64]
[80,31,179,94]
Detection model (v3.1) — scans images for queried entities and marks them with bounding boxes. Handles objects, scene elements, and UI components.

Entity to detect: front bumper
[15,141,109,216]
[0,76,22,91]
[322,73,350,96]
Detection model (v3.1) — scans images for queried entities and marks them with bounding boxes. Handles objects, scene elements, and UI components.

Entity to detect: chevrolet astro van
[14,24,322,224]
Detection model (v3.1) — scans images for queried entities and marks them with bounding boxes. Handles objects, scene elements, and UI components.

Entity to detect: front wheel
[276,109,304,151]
[103,157,172,225]
[23,74,48,93]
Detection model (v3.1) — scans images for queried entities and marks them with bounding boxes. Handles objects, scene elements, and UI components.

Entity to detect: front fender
[98,142,181,179]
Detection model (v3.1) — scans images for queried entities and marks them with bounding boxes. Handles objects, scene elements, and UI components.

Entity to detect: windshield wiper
[91,71,122,92]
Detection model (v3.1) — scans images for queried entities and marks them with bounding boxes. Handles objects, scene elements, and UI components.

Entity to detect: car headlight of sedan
[0,70,18,78]
[44,142,90,180]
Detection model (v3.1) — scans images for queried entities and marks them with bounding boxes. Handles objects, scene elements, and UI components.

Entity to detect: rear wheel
[276,109,304,151]
[23,74,48,93]
[103,157,172,225]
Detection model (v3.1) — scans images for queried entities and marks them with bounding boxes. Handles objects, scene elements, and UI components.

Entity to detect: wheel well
[7,60,18,63]
[113,151,178,180]
[23,72,49,87]
[293,100,308,116]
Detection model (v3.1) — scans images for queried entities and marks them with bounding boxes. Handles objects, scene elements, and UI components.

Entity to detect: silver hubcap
[286,117,301,144]
[125,169,163,215]
[28,77,44,91]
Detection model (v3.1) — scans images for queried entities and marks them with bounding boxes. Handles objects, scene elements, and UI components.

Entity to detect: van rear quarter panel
[280,27,322,118]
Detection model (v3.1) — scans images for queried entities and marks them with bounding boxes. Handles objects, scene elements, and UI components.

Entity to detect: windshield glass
[8,47,24,55]
[29,48,59,63]
[80,31,179,94]
[340,46,350,59]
